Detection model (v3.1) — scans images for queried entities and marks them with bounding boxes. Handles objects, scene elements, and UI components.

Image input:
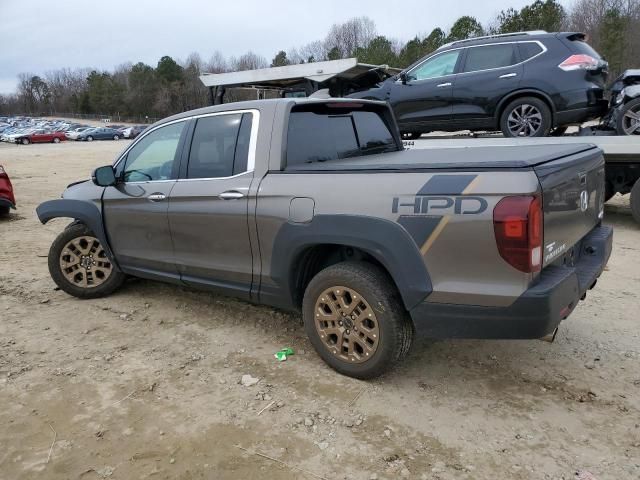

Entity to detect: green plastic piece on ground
[274,347,295,361]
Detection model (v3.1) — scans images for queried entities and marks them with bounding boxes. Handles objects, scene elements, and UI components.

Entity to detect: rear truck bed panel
[257,169,539,312]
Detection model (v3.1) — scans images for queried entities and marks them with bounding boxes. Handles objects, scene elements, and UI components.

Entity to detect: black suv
[349,31,609,137]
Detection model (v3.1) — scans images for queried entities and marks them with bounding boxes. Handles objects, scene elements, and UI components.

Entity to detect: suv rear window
[286,106,398,166]
[518,42,543,61]
[566,36,602,59]
[463,44,518,72]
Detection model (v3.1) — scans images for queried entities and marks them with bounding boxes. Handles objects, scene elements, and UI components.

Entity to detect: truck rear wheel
[48,224,125,299]
[302,261,413,379]
[631,179,640,224]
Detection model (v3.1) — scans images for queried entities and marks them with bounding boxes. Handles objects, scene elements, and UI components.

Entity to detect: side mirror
[92,165,117,187]
[400,72,408,85]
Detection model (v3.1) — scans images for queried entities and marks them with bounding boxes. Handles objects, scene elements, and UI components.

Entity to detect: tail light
[493,196,543,273]
[558,54,601,71]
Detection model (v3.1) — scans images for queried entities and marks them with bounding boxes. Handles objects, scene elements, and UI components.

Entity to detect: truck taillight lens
[493,196,543,273]
[558,54,600,71]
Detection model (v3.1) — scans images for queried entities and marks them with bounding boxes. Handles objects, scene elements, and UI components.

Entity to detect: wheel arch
[267,215,433,312]
[496,89,556,126]
[36,199,120,270]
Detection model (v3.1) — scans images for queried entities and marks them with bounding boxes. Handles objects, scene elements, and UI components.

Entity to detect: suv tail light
[493,196,543,273]
[558,54,601,71]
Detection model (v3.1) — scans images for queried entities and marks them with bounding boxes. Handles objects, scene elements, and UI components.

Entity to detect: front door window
[409,50,461,81]
[119,121,186,182]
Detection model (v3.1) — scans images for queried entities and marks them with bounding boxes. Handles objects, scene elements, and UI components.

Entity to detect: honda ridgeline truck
[36,98,612,379]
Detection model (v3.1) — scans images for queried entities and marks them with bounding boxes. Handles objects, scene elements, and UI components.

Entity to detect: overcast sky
[0,0,565,94]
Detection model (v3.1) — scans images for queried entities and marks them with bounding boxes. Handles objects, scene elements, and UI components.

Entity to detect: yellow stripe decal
[420,216,450,256]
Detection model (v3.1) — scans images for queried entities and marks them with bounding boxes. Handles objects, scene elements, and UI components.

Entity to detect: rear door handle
[219,190,245,200]
[499,73,517,79]
[436,82,452,87]
[148,193,166,202]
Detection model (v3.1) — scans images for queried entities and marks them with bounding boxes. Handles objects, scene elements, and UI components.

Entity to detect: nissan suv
[349,31,609,138]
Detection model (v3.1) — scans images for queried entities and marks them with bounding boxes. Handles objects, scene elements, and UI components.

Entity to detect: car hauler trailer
[404,135,640,224]
[199,58,400,105]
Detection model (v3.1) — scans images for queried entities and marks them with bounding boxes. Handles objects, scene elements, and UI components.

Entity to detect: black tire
[48,224,125,299]
[0,205,10,216]
[631,179,640,224]
[500,96,552,137]
[21,137,30,145]
[302,261,413,379]
[53,137,60,143]
[113,135,120,140]
[86,136,93,142]
[615,97,640,135]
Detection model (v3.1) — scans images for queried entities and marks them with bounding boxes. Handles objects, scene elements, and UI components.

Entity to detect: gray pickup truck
[37,98,612,379]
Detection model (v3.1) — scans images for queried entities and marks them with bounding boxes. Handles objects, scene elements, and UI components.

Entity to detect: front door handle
[499,73,517,79]
[436,82,452,87]
[219,190,245,200]
[148,193,166,202]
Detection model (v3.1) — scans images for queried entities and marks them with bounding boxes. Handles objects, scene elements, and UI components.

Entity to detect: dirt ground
[0,140,639,480]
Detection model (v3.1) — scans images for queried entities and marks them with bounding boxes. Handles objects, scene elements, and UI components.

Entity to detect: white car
[1,129,37,143]
[65,127,92,140]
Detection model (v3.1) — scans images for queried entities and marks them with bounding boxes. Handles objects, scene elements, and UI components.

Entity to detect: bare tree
[324,16,377,58]
[230,51,268,71]
[204,51,229,73]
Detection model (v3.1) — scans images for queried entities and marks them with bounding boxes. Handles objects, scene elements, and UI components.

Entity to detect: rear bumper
[555,87,608,125]
[410,224,613,339]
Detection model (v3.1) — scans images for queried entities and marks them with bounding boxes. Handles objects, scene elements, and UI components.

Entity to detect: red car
[16,130,66,145]
[0,165,16,215]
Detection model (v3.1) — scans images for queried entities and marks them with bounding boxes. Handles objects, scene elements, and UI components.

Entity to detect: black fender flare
[36,199,120,270]
[269,215,432,311]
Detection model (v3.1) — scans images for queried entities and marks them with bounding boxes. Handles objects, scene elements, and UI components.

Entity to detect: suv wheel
[302,261,413,379]
[501,97,552,137]
[615,97,640,135]
[48,224,125,299]
[631,179,640,224]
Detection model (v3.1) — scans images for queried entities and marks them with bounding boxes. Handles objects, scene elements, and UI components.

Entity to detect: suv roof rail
[438,30,548,50]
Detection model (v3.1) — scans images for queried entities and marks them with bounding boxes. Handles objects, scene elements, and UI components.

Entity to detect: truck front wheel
[302,261,413,379]
[631,179,640,224]
[48,223,125,299]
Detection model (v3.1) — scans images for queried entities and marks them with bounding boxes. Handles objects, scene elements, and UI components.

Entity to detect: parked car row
[0,116,147,145]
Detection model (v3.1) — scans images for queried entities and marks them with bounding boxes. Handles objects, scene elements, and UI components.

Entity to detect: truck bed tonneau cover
[285,143,599,171]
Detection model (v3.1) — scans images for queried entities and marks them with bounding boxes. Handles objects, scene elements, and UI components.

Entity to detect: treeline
[1,0,638,119]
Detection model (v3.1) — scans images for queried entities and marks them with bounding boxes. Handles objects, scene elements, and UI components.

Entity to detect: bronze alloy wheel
[59,235,113,288]
[314,285,380,363]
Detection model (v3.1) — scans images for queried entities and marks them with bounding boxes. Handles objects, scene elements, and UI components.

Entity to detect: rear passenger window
[286,108,398,167]
[463,44,518,72]
[187,113,252,179]
[518,42,543,61]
